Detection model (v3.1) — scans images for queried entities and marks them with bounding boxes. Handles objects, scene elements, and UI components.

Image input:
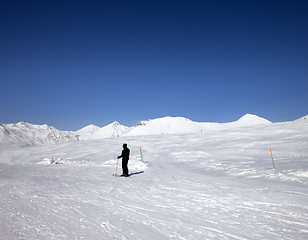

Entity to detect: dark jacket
[119,147,130,161]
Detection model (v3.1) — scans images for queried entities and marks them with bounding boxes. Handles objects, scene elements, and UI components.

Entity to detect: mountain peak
[236,114,271,125]
[77,124,100,134]
[0,114,276,144]
[112,121,120,127]
[0,122,78,145]
[294,115,308,123]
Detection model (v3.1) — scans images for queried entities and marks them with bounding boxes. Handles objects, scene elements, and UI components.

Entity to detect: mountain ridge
[1,114,307,145]
[0,121,79,146]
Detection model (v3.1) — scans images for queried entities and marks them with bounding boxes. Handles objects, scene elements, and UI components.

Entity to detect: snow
[226,113,271,126]
[124,114,271,137]
[127,116,202,135]
[0,121,79,145]
[76,124,100,134]
[76,121,132,140]
[0,114,272,145]
[1,115,308,239]
[294,115,308,123]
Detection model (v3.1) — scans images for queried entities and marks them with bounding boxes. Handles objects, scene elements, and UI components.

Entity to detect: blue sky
[1,0,307,130]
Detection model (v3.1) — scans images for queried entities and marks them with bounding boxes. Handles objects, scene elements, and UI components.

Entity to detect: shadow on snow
[130,171,144,176]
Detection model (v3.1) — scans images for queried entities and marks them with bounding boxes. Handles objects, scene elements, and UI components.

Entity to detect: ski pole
[115,157,119,175]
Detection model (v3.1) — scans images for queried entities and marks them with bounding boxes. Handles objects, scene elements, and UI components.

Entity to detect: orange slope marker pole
[270,148,276,170]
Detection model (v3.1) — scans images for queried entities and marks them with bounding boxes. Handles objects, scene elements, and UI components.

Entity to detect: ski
[113,174,130,177]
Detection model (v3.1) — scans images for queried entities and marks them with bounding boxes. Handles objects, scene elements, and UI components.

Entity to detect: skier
[118,143,130,177]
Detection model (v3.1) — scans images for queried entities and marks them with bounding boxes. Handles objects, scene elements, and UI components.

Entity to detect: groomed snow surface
[1,116,308,239]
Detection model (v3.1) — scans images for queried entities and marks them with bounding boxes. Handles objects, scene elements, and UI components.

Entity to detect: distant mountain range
[0,121,78,145]
[1,114,307,145]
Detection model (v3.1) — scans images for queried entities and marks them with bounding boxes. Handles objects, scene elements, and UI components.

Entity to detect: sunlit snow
[1,114,308,239]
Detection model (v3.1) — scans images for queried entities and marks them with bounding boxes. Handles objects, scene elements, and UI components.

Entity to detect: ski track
[1,122,308,239]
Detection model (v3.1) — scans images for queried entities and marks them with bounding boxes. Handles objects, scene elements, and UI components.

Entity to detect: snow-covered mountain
[126,116,202,136]
[0,121,79,145]
[294,115,308,123]
[76,121,131,140]
[76,124,100,135]
[1,115,308,239]
[125,114,272,136]
[74,114,272,139]
[229,113,271,125]
[2,114,307,145]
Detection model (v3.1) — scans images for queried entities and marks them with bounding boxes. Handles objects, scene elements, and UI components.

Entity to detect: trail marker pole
[140,146,144,162]
[270,148,276,170]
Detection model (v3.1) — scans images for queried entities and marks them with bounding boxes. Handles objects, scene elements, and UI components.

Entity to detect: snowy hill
[294,115,308,123]
[75,114,272,139]
[125,114,272,136]
[0,121,79,145]
[223,113,272,127]
[0,117,308,239]
[126,116,202,135]
[2,114,304,144]
[76,121,131,140]
[76,124,100,134]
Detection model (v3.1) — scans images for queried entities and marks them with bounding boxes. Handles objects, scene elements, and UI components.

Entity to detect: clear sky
[1,0,307,130]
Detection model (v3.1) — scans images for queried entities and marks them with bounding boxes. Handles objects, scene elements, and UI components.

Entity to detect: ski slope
[0,118,308,239]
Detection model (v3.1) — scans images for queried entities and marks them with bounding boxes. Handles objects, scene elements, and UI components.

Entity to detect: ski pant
[122,159,129,175]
